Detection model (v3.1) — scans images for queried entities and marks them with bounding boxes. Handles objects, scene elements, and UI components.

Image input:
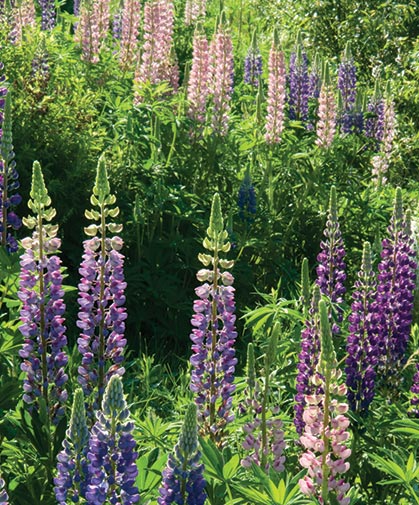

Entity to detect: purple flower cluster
[244,32,262,87]
[337,44,357,133]
[190,194,238,443]
[365,85,385,146]
[31,42,50,84]
[38,0,56,30]
[237,170,256,223]
[345,242,378,415]
[158,403,206,505]
[374,189,417,386]
[86,375,139,505]
[0,477,8,504]
[288,43,310,121]
[18,161,68,423]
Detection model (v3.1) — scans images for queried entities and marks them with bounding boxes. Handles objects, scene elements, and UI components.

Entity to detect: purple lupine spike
[316,64,337,149]
[210,14,234,136]
[187,27,210,129]
[288,35,310,121]
[38,0,55,29]
[374,189,417,389]
[338,43,356,116]
[18,161,68,423]
[119,0,141,68]
[308,53,321,99]
[112,9,122,40]
[244,31,262,87]
[316,186,346,333]
[410,364,419,418]
[86,375,139,505]
[237,170,256,223]
[77,157,127,416]
[365,82,384,147]
[0,92,22,253]
[265,29,286,144]
[294,285,321,435]
[31,39,50,84]
[158,403,206,505]
[54,389,90,504]
[345,242,378,415]
[190,194,238,444]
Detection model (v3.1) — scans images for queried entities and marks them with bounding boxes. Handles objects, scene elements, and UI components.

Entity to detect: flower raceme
[187,27,210,128]
[316,63,337,148]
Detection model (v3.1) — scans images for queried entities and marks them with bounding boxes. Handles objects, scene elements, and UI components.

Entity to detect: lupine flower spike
[19,161,68,423]
[77,156,127,416]
[119,0,141,68]
[288,32,310,122]
[241,324,286,472]
[78,0,100,63]
[54,389,90,504]
[365,80,384,146]
[86,375,139,504]
[316,62,337,148]
[338,43,357,133]
[0,92,22,253]
[299,300,351,505]
[39,0,55,29]
[184,0,206,25]
[374,188,417,391]
[244,29,262,87]
[316,186,346,334]
[190,193,238,444]
[345,241,378,415]
[265,28,286,144]
[158,403,206,504]
[308,53,321,99]
[210,13,234,136]
[0,477,8,504]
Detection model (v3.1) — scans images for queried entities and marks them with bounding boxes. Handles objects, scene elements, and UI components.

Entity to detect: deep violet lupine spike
[288,34,310,122]
[265,29,286,144]
[190,194,238,444]
[18,161,68,423]
[299,301,351,505]
[374,188,417,390]
[54,389,90,504]
[38,0,55,29]
[244,30,262,87]
[158,404,206,505]
[0,477,8,504]
[316,186,346,333]
[294,284,321,435]
[0,92,22,253]
[86,375,139,505]
[345,242,378,415]
[77,156,127,417]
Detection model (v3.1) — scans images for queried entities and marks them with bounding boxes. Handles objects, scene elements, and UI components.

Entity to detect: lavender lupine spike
[308,53,321,99]
[345,242,378,415]
[338,43,357,134]
[190,193,238,444]
[54,389,90,504]
[77,156,127,416]
[294,285,321,435]
[241,324,286,473]
[288,33,310,121]
[316,186,346,334]
[265,28,286,144]
[0,92,22,253]
[112,9,122,40]
[184,0,206,25]
[86,375,139,505]
[316,62,337,148]
[244,30,262,87]
[365,81,384,145]
[38,0,55,29]
[158,403,206,505]
[374,188,417,390]
[210,14,234,136]
[18,161,68,423]
[299,301,351,505]
[119,0,141,68]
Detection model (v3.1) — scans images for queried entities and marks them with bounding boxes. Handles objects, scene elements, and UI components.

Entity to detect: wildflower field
[1,0,419,503]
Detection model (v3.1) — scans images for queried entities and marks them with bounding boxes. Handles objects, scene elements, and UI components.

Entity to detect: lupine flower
[210,14,234,136]
[265,28,286,144]
[74,0,80,16]
[31,38,50,85]
[241,326,286,472]
[337,43,356,120]
[365,82,384,145]
[374,188,417,389]
[244,30,262,87]
[9,0,36,44]
[77,157,127,416]
[39,0,55,29]
[190,193,238,443]
[158,403,206,504]
[316,63,337,148]
[288,34,310,121]
[410,364,419,418]
[316,186,346,333]
[184,0,206,25]
[18,161,68,423]
[86,375,139,504]
[78,2,100,63]
[54,389,90,504]
[294,285,321,435]
[187,27,210,129]
[299,301,351,505]
[119,0,141,68]
[0,477,8,504]
[94,0,111,43]
[0,92,22,253]
[134,0,175,101]
[237,169,256,223]
[345,242,378,415]
[112,9,123,40]
[308,53,321,99]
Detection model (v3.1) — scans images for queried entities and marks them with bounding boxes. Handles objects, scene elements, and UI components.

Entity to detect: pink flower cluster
[10,0,35,44]
[316,83,337,148]
[78,5,100,63]
[265,39,286,144]
[299,371,351,505]
[187,29,210,129]
[184,0,206,25]
[119,0,141,68]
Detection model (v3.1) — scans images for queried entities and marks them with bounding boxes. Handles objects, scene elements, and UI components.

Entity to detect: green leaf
[222,454,240,480]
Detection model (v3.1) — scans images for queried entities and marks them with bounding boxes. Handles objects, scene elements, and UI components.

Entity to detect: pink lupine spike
[187,28,210,127]
[119,0,141,68]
